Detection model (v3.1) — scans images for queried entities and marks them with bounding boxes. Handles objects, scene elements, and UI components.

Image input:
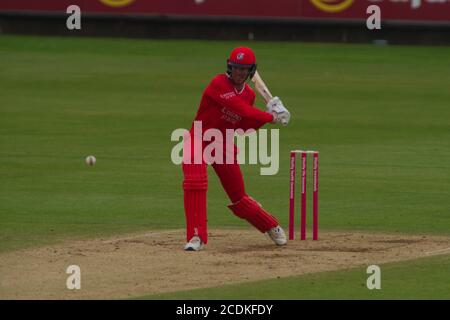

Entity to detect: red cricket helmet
[226,46,257,80]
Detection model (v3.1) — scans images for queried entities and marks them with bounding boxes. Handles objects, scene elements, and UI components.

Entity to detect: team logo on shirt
[237,53,245,60]
[221,107,242,125]
[220,91,236,100]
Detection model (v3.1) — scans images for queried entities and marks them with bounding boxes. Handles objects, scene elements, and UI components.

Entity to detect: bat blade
[251,71,288,125]
[251,71,273,104]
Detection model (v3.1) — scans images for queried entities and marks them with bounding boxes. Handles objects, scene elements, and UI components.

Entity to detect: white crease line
[102,230,182,244]
[425,247,450,256]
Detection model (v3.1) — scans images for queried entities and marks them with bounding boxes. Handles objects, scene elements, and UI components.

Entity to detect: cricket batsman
[182,47,291,251]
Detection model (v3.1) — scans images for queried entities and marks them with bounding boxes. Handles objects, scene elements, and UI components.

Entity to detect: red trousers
[182,132,278,244]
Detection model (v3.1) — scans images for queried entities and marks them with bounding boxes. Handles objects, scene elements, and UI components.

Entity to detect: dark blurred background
[0,0,449,45]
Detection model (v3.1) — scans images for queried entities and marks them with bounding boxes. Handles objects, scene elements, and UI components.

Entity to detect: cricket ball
[85,155,96,166]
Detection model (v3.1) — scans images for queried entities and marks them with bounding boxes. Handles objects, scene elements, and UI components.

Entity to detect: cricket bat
[251,71,288,125]
[251,70,273,104]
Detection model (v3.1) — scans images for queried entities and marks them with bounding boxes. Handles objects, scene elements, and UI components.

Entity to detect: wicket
[289,150,319,240]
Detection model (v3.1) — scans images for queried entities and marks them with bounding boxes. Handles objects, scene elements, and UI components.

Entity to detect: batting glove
[266,96,290,126]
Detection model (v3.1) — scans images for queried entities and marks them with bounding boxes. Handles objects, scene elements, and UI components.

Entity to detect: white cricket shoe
[267,226,287,246]
[184,236,204,251]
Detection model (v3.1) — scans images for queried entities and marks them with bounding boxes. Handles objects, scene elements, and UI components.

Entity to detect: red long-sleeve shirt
[191,74,274,133]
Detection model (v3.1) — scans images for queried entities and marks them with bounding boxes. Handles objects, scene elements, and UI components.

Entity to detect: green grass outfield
[1,35,449,298]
